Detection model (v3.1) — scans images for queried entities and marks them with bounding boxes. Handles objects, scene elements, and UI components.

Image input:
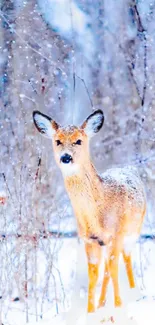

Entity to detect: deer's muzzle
[60,153,73,164]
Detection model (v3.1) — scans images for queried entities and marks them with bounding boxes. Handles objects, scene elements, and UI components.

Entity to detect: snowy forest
[1,0,155,324]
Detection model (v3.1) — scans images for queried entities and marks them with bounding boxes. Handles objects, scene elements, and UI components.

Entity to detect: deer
[32,109,146,322]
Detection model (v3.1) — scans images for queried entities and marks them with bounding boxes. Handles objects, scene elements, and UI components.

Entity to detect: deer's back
[101,166,145,209]
[98,166,146,238]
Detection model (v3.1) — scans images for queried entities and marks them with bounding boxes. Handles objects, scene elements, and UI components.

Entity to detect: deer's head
[33,110,104,176]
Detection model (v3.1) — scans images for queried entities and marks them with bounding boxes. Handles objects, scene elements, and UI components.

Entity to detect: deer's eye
[56,140,62,146]
[75,139,82,145]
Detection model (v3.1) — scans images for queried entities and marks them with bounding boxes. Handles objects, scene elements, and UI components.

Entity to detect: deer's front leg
[85,242,102,313]
[98,259,110,308]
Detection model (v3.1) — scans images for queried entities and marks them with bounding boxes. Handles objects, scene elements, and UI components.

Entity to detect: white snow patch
[2,239,155,325]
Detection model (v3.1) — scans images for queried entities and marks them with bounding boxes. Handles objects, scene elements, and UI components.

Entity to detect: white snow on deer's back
[101,165,146,210]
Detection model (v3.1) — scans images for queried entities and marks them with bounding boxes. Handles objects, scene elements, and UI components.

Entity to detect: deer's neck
[64,161,100,196]
[63,161,103,239]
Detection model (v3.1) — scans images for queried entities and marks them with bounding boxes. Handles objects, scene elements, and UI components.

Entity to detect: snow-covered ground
[1,237,155,325]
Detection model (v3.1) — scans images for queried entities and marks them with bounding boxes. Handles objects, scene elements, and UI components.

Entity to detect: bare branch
[75,73,93,108]
[132,0,148,107]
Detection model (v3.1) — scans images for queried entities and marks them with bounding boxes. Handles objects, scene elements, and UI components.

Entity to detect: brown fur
[33,110,146,319]
[53,127,146,315]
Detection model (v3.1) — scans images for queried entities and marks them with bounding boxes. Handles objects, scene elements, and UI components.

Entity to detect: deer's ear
[33,111,59,138]
[81,110,104,137]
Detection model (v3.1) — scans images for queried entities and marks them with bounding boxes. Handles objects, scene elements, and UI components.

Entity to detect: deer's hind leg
[85,242,102,313]
[98,238,123,310]
[122,250,135,288]
[108,248,122,307]
[97,239,125,324]
[107,235,125,308]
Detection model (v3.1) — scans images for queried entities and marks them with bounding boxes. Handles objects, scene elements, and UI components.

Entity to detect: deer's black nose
[60,153,72,164]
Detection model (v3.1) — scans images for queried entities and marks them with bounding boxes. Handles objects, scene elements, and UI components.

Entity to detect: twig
[130,1,148,163]
[69,0,76,123]
[34,239,38,322]
[75,74,93,108]
[25,250,29,323]
[132,0,147,107]
[118,43,142,102]
[2,173,17,211]
[34,158,41,182]
[0,230,77,241]
[142,36,147,107]
[133,2,145,33]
